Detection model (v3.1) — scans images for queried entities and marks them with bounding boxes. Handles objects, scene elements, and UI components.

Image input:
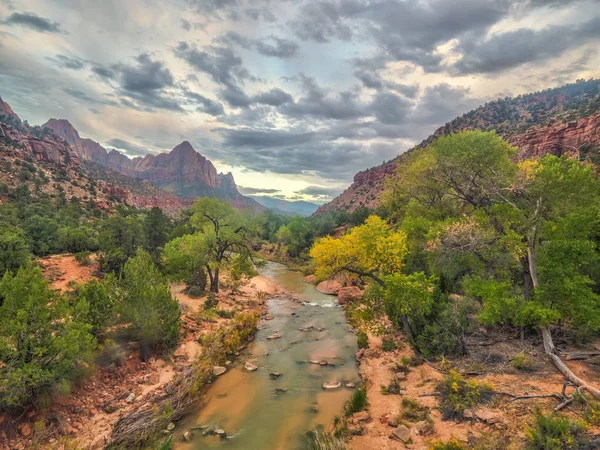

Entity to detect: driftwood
[564,352,600,361]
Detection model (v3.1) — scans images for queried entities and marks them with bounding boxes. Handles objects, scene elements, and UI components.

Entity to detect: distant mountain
[0,95,20,122]
[42,119,264,212]
[315,79,600,215]
[249,196,319,216]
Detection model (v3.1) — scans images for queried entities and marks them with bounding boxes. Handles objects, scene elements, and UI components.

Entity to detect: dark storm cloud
[245,7,276,22]
[369,91,413,124]
[183,90,225,115]
[219,84,253,107]
[280,74,366,120]
[254,88,293,106]
[174,42,252,88]
[295,185,344,197]
[239,186,281,194]
[46,54,87,70]
[410,83,480,126]
[289,0,354,43]
[3,12,63,33]
[219,32,299,59]
[255,36,299,59]
[94,53,182,112]
[106,138,149,156]
[63,88,119,107]
[452,17,600,74]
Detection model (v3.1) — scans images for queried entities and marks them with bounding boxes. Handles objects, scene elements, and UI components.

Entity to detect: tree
[76,279,114,341]
[276,216,313,257]
[163,232,208,290]
[0,229,30,276]
[0,266,95,410]
[111,249,180,360]
[23,215,60,256]
[189,198,258,292]
[144,207,172,262]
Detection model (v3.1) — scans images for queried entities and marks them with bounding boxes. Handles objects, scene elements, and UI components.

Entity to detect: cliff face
[42,120,264,212]
[0,96,20,122]
[316,79,600,216]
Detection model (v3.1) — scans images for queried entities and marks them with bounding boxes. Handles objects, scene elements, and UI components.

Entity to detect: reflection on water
[174,262,359,449]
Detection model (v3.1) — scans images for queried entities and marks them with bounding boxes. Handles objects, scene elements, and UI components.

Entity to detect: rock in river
[245,362,258,371]
[213,366,227,376]
[267,333,281,340]
[322,381,341,389]
[316,279,342,295]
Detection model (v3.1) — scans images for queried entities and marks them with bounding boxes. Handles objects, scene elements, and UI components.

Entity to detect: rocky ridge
[316,79,600,215]
[43,119,264,211]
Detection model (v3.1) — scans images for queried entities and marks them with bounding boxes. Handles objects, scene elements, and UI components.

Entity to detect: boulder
[270,372,281,378]
[415,420,435,436]
[266,333,281,340]
[390,425,412,443]
[352,411,370,423]
[125,393,135,404]
[20,423,31,437]
[337,286,363,304]
[473,408,502,424]
[183,431,193,441]
[322,381,341,389]
[245,362,258,372]
[387,418,398,427]
[316,280,343,295]
[213,366,227,376]
[264,314,274,320]
[303,275,317,284]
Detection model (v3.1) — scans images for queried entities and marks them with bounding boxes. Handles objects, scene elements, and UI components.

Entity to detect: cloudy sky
[0,0,599,203]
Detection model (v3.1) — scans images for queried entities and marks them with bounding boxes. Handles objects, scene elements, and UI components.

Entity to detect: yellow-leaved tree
[310,215,408,286]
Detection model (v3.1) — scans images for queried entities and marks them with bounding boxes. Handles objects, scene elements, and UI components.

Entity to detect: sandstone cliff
[42,120,264,211]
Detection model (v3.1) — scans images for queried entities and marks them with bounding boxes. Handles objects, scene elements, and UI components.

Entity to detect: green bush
[0,229,30,276]
[217,309,235,319]
[511,352,536,372]
[111,250,181,361]
[356,330,368,349]
[95,339,126,368]
[187,285,204,298]
[75,251,91,266]
[76,279,113,340]
[525,409,588,450]
[381,378,402,395]
[345,386,368,416]
[381,337,398,352]
[305,428,346,450]
[401,398,431,422]
[204,292,218,310]
[438,370,494,420]
[429,439,467,450]
[0,266,95,410]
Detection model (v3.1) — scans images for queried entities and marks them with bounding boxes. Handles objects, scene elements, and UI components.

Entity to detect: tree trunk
[521,256,534,301]
[211,267,220,293]
[527,241,539,288]
[401,314,421,356]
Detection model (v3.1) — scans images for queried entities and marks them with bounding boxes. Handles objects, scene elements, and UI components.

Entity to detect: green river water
[174,262,359,450]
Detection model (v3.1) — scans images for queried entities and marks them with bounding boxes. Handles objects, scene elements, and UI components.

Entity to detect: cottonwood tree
[189,198,259,293]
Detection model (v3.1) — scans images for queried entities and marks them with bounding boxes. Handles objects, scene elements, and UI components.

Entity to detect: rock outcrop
[315,79,600,216]
[42,119,264,211]
[0,95,20,122]
[316,280,343,295]
[337,286,363,304]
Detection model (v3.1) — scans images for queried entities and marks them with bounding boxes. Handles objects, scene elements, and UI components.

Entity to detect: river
[174,262,359,449]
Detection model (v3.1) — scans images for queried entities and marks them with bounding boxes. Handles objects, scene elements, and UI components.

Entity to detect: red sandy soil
[348,331,600,450]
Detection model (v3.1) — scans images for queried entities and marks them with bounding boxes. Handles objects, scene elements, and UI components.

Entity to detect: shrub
[429,439,468,450]
[305,428,346,450]
[76,279,114,340]
[511,352,536,372]
[525,409,588,450]
[0,229,30,276]
[438,370,494,420]
[356,330,368,349]
[111,250,181,361]
[401,398,431,422]
[381,337,398,352]
[75,251,91,266]
[204,292,218,310]
[0,266,95,410]
[95,340,126,368]
[381,378,402,395]
[187,285,204,298]
[345,386,368,416]
[217,309,235,319]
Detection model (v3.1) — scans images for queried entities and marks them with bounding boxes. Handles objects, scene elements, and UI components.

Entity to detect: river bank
[0,255,281,450]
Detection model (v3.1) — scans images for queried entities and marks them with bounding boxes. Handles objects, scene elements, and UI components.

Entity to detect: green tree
[144,207,172,262]
[0,229,30,276]
[276,216,313,258]
[23,215,60,256]
[112,249,180,360]
[0,267,95,410]
[189,198,258,292]
[163,232,208,290]
[76,279,114,341]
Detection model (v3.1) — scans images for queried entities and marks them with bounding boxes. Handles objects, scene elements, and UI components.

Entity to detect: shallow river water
[174,262,359,450]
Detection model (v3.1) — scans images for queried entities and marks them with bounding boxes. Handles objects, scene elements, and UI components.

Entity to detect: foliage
[74,250,91,266]
[305,428,346,450]
[276,216,314,258]
[401,398,431,422]
[0,229,30,276]
[163,232,208,287]
[345,386,368,416]
[204,292,218,310]
[438,371,494,420]
[381,337,397,352]
[76,279,113,340]
[111,249,181,360]
[429,439,468,450]
[511,353,536,372]
[0,266,95,410]
[186,285,204,298]
[356,330,368,349]
[525,410,588,450]
[311,215,408,284]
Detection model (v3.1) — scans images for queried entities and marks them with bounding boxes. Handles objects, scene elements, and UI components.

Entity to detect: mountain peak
[0,95,20,122]
[171,140,196,156]
[43,119,81,140]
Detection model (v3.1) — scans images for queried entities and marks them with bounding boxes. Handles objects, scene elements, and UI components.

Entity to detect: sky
[0,0,599,204]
